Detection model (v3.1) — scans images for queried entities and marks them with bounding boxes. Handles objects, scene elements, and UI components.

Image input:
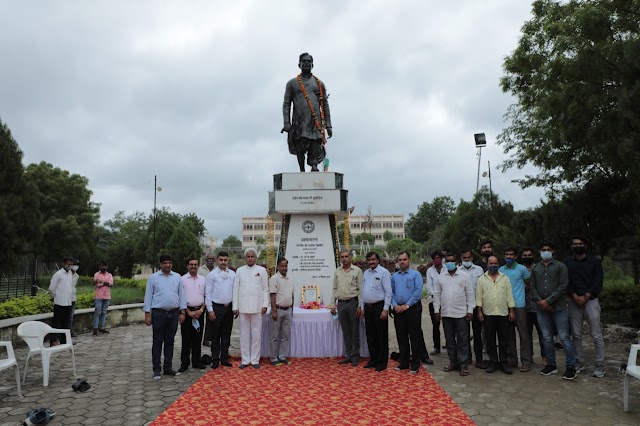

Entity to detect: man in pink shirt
[93,260,114,336]
[179,257,207,372]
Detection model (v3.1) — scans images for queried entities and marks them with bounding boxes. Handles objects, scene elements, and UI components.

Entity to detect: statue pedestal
[269,173,348,306]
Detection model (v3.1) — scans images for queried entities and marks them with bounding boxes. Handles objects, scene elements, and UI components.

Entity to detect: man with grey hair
[233,248,269,368]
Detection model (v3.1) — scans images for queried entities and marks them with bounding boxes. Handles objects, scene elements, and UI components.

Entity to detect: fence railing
[0,262,36,302]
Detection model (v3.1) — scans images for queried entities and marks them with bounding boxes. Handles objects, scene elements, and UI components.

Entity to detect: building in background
[241,214,404,249]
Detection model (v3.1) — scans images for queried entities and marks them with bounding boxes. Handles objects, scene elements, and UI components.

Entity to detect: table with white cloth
[260,307,369,358]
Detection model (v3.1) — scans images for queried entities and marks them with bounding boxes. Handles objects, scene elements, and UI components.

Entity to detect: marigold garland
[297,74,327,144]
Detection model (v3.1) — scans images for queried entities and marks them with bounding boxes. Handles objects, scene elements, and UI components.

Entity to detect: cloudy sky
[0,1,545,241]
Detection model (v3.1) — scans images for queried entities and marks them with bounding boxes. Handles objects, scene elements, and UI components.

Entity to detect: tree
[163,222,202,275]
[104,211,149,278]
[406,196,456,243]
[24,161,100,263]
[146,208,206,263]
[499,0,640,194]
[0,118,41,270]
[222,235,242,253]
[383,230,394,242]
[355,233,375,245]
[385,238,422,258]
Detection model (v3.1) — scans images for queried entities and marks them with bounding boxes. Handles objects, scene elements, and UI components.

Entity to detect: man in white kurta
[232,248,269,368]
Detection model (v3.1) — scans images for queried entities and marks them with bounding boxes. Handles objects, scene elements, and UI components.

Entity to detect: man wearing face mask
[93,260,113,336]
[206,251,236,368]
[426,250,445,355]
[49,257,75,346]
[476,255,515,374]
[433,253,475,376]
[499,247,532,372]
[199,253,217,347]
[179,257,207,373]
[475,240,505,271]
[521,247,544,362]
[564,236,605,378]
[460,249,487,368]
[530,241,576,380]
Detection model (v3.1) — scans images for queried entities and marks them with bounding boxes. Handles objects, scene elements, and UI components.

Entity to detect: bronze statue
[281,53,332,172]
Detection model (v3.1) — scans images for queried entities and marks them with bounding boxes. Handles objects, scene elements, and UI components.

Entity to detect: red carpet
[152,358,474,426]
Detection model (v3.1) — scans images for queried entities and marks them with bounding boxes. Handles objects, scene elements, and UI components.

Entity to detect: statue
[281,53,332,172]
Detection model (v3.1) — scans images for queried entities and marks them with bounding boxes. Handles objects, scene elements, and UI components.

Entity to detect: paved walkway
[1,308,639,425]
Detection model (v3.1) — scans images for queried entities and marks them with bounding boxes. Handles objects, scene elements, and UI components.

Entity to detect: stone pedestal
[269,173,348,306]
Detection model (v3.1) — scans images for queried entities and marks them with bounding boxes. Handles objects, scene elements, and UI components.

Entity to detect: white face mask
[462,261,473,268]
[540,251,553,260]
[71,265,79,272]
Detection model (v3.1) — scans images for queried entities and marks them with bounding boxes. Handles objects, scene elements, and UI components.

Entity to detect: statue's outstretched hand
[281,123,291,133]
[327,128,333,138]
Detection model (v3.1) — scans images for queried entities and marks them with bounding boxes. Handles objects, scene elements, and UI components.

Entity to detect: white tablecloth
[260,307,369,358]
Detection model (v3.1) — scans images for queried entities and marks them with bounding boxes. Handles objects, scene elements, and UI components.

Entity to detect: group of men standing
[428,237,604,381]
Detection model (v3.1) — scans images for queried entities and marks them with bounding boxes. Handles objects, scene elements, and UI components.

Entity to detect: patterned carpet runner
[152,358,474,426]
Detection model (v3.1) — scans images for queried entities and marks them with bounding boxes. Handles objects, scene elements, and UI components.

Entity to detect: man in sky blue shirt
[391,251,423,374]
[361,251,392,372]
[144,254,187,379]
[499,247,532,372]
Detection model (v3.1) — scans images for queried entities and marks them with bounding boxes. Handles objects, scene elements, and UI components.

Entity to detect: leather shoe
[163,369,180,376]
[363,362,376,369]
[475,360,489,369]
[193,364,207,369]
[220,360,232,367]
[351,358,360,366]
[178,365,188,373]
[486,363,497,373]
[211,361,219,369]
[502,364,513,375]
[375,365,387,372]
[338,358,352,365]
[394,365,409,371]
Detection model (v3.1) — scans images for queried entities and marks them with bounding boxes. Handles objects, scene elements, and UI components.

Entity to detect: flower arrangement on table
[299,301,326,310]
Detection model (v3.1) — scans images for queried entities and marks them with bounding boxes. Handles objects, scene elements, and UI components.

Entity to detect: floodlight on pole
[474,133,487,194]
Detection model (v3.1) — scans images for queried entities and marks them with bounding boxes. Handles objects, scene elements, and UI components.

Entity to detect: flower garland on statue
[297,74,327,145]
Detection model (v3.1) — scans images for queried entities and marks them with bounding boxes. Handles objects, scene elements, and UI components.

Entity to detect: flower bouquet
[299,301,326,310]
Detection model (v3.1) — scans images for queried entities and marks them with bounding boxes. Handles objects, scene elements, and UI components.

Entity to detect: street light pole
[473,133,487,195]
[153,175,157,272]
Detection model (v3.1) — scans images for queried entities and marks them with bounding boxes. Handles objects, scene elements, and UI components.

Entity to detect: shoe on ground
[363,362,376,369]
[475,361,489,369]
[338,358,352,365]
[486,363,497,374]
[211,361,219,369]
[501,364,513,375]
[540,364,558,376]
[220,360,232,367]
[575,361,584,373]
[375,365,387,372]
[394,365,409,371]
[193,364,207,369]
[92,329,98,336]
[422,357,434,365]
[554,342,564,350]
[153,373,161,380]
[178,366,188,373]
[592,364,605,378]
[271,359,283,366]
[239,364,248,369]
[252,364,260,369]
[98,328,110,334]
[351,359,360,366]
[410,368,419,374]
[278,358,291,365]
[442,345,447,349]
[562,367,576,380]
[163,369,180,376]
[24,407,56,426]
[430,349,440,355]
[202,340,211,347]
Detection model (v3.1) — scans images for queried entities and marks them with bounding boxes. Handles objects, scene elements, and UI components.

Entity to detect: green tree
[222,235,243,253]
[0,119,41,270]
[383,230,394,242]
[355,233,375,245]
[104,211,149,278]
[499,0,640,193]
[406,196,456,243]
[385,238,422,258]
[163,222,202,275]
[146,208,205,263]
[24,161,100,263]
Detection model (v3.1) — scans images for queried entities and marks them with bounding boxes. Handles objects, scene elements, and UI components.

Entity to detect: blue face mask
[540,251,553,261]
[488,265,500,274]
[461,261,473,268]
[445,262,457,271]
[505,258,516,266]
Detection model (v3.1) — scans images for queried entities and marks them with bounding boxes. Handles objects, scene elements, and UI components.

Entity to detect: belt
[152,307,179,313]
[213,302,231,308]
[276,305,291,310]
[187,306,201,310]
[338,297,357,303]
[364,300,384,307]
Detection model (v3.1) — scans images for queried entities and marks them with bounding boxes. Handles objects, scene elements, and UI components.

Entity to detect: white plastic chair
[624,344,640,412]
[17,321,76,387]
[0,341,21,397]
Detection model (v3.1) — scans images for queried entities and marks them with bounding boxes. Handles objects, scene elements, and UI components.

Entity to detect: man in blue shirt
[499,247,532,372]
[361,251,392,372]
[391,251,423,374]
[144,254,188,380]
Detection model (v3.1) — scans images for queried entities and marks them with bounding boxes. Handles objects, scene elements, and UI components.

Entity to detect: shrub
[0,293,53,319]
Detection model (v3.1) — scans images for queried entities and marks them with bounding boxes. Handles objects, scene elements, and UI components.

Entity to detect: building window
[243,236,253,242]
[243,224,253,230]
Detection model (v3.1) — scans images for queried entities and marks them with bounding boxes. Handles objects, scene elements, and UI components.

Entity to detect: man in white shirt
[233,248,269,368]
[69,258,80,338]
[49,257,75,346]
[179,257,207,373]
[433,252,475,376]
[199,252,217,347]
[269,258,295,366]
[206,251,236,368]
[460,249,487,369]
[426,250,446,354]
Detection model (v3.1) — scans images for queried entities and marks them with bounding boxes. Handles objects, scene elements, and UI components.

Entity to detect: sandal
[460,367,469,376]
[443,363,457,372]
